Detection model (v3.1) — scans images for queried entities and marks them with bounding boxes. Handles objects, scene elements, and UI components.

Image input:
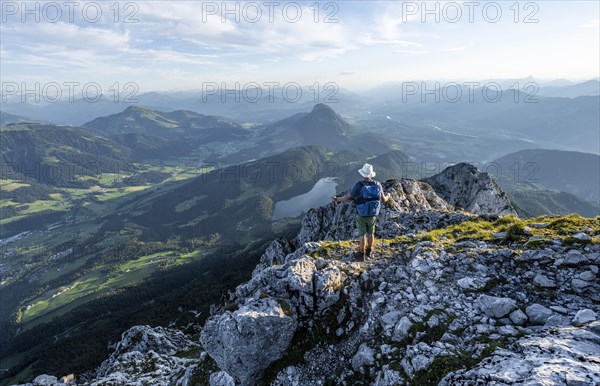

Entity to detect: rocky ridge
[424,163,516,216]
[15,165,600,386]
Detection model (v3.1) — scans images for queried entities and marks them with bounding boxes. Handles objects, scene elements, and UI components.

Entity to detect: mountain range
[493,149,600,202]
[2,78,598,156]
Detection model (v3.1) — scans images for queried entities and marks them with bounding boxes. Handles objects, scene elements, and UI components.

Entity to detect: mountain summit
[83,106,243,138]
[294,103,352,146]
[267,103,353,149]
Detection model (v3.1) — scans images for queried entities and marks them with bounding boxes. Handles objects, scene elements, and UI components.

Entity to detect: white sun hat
[358,163,376,178]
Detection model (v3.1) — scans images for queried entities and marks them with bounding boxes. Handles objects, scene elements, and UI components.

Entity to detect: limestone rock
[392,316,414,342]
[423,163,516,216]
[573,309,597,325]
[351,343,375,371]
[200,299,297,385]
[573,232,592,241]
[209,371,236,386]
[477,295,518,318]
[526,304,554,325]
[32,375,59,386]
[93,325,199,385]
[252,238,296,277]
[509,309,528,326]
[440,322,600,385]
[374,368,404,386]
[533,273,556,288]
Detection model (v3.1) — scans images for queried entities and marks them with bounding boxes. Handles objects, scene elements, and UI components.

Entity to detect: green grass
[409,330,526,386]
[408,309,453,344]
[5,162,205,219]
[175,195,207,213]
[301,215,599,279]
[174,347,202,359]
[410,352,475,386]
[0,179,31,191]
[310,240,358,258]
[395,214,600,246]
[22,275,105,323]
[0,182,153,225]
[19,247,211,330]
[39,256,89,284]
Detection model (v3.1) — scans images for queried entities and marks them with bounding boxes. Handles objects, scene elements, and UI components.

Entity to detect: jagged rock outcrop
[251,237,297,277]
[439,322,600,385]
[91,325,199,385]
[15,326,200,386]
[424,163,516,215]
[200,299,297,386]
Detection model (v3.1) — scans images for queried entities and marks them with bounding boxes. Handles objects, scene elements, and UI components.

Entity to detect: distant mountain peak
[291,104,351,147]
[311,103,335,113]
[123,105,149,114]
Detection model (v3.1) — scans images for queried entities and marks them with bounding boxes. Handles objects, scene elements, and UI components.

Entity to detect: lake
[272,177,337,220]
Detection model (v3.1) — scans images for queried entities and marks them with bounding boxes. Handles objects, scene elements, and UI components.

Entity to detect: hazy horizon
[1,1,598,93]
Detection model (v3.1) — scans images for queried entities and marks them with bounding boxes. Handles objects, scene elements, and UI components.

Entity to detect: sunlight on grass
[0,179,31,191]
[398,214,600,246]
[311,214,599,259]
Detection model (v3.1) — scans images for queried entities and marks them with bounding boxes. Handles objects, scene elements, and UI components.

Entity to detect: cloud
[443,46,467,52]
[133,1,426,61]
[340,71,357,76]
[580,19,599,28]
[1,0,433,80]
[395,50,429,56]
[2,22,130,52]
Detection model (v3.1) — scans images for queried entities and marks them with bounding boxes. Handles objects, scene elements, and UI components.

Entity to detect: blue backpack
[356,181,382,217]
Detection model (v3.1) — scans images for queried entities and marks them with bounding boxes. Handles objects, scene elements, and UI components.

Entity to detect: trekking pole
[381,206,388,256]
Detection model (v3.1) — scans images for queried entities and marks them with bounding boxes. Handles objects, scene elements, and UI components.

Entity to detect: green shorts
[356,214,376,236]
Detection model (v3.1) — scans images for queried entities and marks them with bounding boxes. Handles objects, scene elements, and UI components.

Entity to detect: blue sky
[1,1,598,93]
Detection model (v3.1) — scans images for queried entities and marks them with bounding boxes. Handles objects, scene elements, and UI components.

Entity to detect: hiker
[332,163,390,260]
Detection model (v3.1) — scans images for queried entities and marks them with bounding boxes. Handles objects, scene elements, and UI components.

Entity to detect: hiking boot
[365,248,372,258]
[353,250,365,260]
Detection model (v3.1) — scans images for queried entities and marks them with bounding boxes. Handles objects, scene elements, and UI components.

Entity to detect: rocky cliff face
[16,325,201,386]
[17,165,599,386]
[424,163,516,216]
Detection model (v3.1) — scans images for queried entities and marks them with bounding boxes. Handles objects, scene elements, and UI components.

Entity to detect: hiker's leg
[366,216,376,249]
[367,233,374,249]
[356,215,367,251]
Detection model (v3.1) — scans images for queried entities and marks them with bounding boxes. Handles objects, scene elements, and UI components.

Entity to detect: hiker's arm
[332,194,353,204]
[381,191,391,203]
[378,182,390,203]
